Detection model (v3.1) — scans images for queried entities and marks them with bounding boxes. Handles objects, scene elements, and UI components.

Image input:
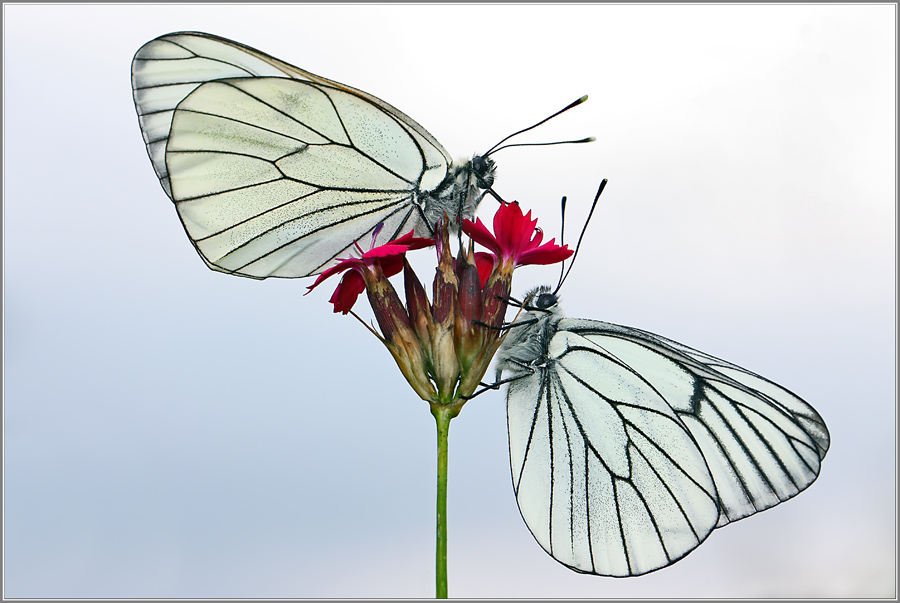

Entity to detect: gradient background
[4,4,895,598]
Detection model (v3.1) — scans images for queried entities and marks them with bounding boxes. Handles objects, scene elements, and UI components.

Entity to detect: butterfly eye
[472,155,495,189]
[535,293,557,310]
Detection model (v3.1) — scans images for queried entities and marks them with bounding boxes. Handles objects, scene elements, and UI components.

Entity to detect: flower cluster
[307,201,573,408]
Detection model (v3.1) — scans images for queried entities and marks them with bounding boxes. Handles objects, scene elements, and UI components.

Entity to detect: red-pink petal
[389,231,435,251]
[463,201,571,273]
[462,217,501,255]
[358,232,434,262]
[362,243,415,259]
[517,241,574,266]
[329,270,366,314]
[495,203,534,257]
[305,258,362,294]
[379,254,405,278]
[474,252,496,288]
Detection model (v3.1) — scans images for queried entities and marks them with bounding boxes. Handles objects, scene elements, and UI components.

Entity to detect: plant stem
[432,403,455,599]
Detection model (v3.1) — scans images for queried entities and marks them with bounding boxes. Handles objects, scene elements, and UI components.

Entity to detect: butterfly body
[496,286,829,577]
[421,154,496,228]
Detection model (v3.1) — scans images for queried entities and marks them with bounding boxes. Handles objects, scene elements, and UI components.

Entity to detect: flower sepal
[429,220,462,402]
[364,262,436,402]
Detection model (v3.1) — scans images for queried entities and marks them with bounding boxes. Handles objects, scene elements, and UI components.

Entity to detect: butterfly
[492,185,829,577]
[131,31,586,280]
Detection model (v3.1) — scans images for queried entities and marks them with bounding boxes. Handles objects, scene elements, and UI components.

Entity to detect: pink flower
[306,231,433,314]
[462,202,573,273]
[461,202,573,329]
[309,201,575,404]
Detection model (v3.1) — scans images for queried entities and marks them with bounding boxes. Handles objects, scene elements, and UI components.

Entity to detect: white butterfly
[131,31,504,279]
[495,284,829,577]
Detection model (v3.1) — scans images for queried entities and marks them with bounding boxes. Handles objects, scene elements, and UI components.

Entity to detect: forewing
[131,32,451,278]
[563,318,829,528]
[132,32,452,193]
[506,330,720,577]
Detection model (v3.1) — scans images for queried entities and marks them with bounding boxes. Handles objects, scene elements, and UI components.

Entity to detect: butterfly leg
[484,188,507,204]
[459,358,535,400]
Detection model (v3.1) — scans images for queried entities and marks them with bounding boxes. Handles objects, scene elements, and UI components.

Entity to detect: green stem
[431,403,455,599]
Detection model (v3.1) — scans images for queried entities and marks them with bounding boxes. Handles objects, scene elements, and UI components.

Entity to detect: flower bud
[431,219,457,326]
[403,258,434,362]
[362,263,436,401]
[454,242,486,373]
[429,220,460,399]
[481,270,512,330]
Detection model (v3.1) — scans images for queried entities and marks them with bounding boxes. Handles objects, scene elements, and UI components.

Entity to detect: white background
[4,4,895,598]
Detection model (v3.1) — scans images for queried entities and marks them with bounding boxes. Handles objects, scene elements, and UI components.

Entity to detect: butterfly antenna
[488,137,595,155]
[557,195,568,291]
[554,178,608,295]
[483,96,591,158]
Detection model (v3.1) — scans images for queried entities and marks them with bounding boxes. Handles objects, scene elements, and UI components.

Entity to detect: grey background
[4,4,895,598]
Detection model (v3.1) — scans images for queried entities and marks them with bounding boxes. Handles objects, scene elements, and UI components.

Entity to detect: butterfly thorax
[421,155,496,229]
[496,286,563,375]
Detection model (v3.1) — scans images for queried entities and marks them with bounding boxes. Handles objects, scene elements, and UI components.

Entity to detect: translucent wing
[131,32,455,278]
[504,327,721,577]
[562,318,829,527]
[501,311,829,577]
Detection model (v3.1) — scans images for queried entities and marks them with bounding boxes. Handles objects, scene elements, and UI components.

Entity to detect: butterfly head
[496,285,562,373]
[423,155,497,230]
[471,154,496,189]
[522,285,561,315]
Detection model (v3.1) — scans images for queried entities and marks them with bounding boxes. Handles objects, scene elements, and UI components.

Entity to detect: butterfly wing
[505,326,721,577]
[563,319,829,527]
[503,316,828,576]
[131,32,453,278]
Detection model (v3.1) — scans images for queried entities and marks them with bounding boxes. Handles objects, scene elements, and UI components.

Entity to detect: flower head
[306,231,434,314]
[310,201,574,406]
[462,201,573,274]
[462,201,573,329]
